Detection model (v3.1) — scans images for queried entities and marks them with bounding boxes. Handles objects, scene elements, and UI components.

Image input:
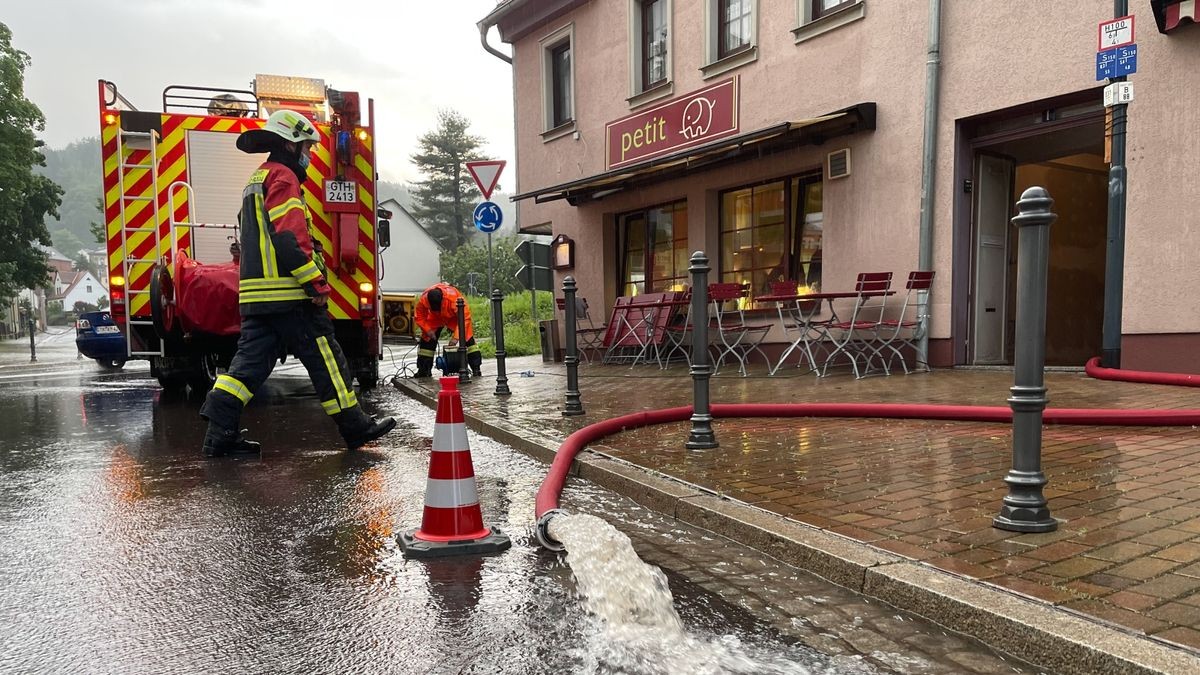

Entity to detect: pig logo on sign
[679,97,715,140]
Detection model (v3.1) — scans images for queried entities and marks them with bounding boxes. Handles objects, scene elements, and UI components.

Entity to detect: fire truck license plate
[325,180,356,204]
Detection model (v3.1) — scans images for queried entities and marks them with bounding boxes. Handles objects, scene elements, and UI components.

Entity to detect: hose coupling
[535,509,567,551]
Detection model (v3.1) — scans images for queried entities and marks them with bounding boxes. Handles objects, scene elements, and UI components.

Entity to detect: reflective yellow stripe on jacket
[238,276,307,304]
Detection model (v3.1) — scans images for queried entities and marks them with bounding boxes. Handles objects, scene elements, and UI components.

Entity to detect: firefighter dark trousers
[416,328,481,375]
[201,304,366,432]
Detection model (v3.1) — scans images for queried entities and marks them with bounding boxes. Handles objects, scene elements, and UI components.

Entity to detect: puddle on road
[0,369,1039,674]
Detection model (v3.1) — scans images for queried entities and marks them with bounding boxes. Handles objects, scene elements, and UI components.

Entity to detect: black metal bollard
[685,252,718,449]
[994,187,1058,533]
[491,289,511,396]
[28,317,37,363]
[562,276,585,416]
[456,297,469,385]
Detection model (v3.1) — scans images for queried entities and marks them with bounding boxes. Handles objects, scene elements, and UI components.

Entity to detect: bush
[465,290,556,358]
[46,301,68,325]
[440,235,526,296]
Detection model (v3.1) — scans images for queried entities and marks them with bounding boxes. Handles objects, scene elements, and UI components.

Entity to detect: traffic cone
[399,377,511,558]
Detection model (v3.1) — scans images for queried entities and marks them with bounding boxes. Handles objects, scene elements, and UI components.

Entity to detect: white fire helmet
[236,110,320,153]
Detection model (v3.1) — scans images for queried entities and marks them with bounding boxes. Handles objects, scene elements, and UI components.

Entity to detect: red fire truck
[97,75,387,391]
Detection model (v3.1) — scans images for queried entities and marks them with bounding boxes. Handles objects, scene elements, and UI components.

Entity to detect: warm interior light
[110,275,126,287]
[359,282,373,293]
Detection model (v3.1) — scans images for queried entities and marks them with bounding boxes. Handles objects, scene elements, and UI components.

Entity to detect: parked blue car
[75,310,126,370]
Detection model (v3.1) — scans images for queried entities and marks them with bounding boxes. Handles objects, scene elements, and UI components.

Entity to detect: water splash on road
[550,513,868,674]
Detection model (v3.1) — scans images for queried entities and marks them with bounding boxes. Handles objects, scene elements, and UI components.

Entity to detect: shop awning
[1152,0,1198,32]
[513,102,876,206]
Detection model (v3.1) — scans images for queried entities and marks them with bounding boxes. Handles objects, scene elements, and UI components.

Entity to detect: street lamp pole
[1101,0,1130,368]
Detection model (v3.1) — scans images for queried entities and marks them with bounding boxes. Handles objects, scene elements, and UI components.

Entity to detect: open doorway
[967,115,1107,366]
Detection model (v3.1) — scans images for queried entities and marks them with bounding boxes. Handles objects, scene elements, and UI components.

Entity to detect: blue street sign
[473,201,503,233]
[1096,44,1137,81]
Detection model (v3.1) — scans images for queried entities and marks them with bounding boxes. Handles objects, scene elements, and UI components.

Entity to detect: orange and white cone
[399,377,511,558]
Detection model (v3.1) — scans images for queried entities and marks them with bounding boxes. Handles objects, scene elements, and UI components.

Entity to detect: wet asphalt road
[0,343,1039,674]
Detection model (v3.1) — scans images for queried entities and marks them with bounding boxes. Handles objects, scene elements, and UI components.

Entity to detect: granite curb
[393,377,1200,675]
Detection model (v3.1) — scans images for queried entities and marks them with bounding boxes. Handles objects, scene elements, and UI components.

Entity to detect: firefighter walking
[413,283,482,378]
[199,110,395,457]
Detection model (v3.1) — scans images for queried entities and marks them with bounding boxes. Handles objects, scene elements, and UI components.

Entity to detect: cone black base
[398,527,512,558]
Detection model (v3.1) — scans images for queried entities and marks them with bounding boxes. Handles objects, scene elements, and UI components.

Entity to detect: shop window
[540,24,575,138]
[619,200,689,296]
[719,173,822,301]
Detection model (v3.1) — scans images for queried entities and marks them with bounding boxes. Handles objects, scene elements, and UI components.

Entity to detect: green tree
[52,228,85,257]
[72,251,98,278]
[89,196,105,244]
[438,235,526,296]
[39,137,101,247]
[0,23,62,303]
[410,110,488,251]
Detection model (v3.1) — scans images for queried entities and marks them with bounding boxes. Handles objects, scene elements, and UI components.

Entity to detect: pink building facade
[480,0,1200,372]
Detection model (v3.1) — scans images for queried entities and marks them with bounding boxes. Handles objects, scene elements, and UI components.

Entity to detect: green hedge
[466,291,556,358]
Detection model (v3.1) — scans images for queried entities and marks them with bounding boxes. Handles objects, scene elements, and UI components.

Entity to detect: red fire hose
[533,401,1200,550]
[1085,357,1200,388]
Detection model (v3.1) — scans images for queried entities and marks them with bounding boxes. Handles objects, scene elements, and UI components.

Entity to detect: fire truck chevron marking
[100,77,382,379]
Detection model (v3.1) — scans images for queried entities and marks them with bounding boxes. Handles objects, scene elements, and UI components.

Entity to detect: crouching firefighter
[413,283,481,378]
[199,110,395,457]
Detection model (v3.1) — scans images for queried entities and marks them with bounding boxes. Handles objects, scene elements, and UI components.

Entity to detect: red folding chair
[876,271,935,374]
[766,280,826,376]
[821,272,892,378]
[658,289,694,368]
[708,282,771,376]
[600,296,634,364]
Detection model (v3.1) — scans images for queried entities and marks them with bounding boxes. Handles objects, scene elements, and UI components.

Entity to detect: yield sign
[465,160,506,200]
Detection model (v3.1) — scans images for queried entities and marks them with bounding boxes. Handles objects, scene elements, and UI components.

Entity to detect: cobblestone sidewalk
[397,354,1200,659]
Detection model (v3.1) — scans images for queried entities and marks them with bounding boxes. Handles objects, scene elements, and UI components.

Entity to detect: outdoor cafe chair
[821,272,893,379]
[555,296,606,364]
[708,282,771,376]
[765,280,828,376]
[600,296,636,364]
[601,293,665,366]
[658,289,695,369]
[875,271,935,374]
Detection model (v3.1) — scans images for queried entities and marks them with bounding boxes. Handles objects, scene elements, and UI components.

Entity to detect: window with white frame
[795,0,864,43]
[703,0,757,78]
[634,0,669,93]
[718,0,753,58]
[812,0,856,20]
[540,24,575,135]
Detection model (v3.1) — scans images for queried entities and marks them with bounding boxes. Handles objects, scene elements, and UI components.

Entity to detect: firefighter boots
[203,427,262,458]
[336,408,397,450]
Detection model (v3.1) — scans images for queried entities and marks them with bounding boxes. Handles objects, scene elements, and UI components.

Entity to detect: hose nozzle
[535,509,567,551]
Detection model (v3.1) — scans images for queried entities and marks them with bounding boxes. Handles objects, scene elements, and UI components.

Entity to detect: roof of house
[379,198,445,251]
[55,271,104,302]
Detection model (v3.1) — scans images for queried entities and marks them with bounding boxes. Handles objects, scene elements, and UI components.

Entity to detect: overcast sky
[5,0,515,185]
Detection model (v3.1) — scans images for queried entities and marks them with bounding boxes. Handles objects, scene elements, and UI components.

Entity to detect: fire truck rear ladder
[116,128,165,358]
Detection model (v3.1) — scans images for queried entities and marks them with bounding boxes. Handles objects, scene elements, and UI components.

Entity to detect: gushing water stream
[548,513,867,675]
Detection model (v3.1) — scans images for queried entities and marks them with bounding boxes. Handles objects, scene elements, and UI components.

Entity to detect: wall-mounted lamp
[551,234,575,270]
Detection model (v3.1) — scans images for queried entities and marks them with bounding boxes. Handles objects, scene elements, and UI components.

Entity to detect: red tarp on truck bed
[174,251,240,336]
